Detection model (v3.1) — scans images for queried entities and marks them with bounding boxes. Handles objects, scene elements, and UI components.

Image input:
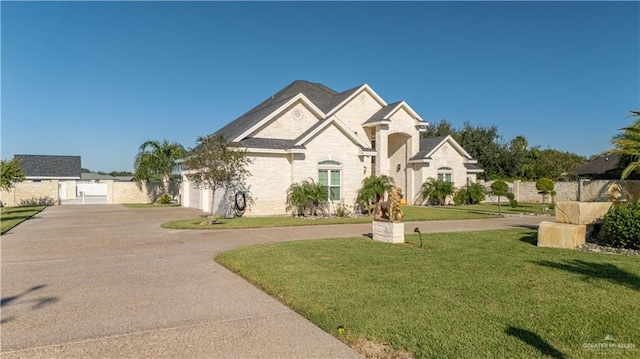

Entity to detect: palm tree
[611,111,640,179]
[356,175,394,215]
[134,140,186,195]
[421,178,454,206]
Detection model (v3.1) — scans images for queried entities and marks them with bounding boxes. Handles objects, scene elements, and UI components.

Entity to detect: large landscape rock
[537,221,586,249]
[555,201,612,225]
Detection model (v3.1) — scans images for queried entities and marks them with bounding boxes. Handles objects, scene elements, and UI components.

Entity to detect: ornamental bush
[599,201,640,250]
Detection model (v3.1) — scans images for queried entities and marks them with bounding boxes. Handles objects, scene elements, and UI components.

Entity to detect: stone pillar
[375,125,389,176]
[372,220,405,243]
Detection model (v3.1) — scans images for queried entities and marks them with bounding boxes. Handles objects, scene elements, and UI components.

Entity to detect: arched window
[318,161,341,201]
[437,167,453,183]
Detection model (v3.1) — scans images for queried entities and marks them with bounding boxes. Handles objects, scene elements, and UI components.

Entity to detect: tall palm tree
[611,111,640,179]
[134,140,186,195]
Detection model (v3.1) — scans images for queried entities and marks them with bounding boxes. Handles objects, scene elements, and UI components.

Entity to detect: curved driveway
[1,205,546,358]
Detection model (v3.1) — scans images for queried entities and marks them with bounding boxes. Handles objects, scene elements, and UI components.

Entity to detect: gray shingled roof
[236,138,302,150]
[363,101,402,125]
[15,154,81,178]
[573,153,629,179]
[409,136,448,160]
[215,80,343,141]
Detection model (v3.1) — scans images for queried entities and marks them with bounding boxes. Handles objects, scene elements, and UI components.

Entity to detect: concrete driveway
[1,205,546,358]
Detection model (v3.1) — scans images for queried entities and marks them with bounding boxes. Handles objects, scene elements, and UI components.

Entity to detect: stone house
[1,154,81,206]
[181,80,482,215]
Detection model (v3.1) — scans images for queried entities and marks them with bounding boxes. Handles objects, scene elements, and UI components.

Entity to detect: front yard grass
[1,206,46,234]
[161,205,495,230]
[217,229,639,358]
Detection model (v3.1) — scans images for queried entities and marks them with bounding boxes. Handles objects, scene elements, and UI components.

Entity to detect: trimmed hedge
[599,201,640,250]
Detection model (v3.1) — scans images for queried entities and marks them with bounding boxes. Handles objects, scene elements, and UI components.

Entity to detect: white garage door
[189,182,202,210]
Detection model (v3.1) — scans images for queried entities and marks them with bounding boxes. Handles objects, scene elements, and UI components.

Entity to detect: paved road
[1,205,547,358]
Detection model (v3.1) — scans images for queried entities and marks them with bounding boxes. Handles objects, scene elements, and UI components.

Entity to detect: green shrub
[599,202,640,250]
[509,199,519,208]
[453,189,467,206]
[157,194,173,204]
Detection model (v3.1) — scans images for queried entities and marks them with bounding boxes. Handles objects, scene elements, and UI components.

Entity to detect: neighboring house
[574,153,637,180]
[181,80,483,215]
[16,154,81,180]
[11,154,82,203]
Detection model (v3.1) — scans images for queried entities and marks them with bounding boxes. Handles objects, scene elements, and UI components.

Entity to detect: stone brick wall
[0,180,59,207]
[484,180,640,203]
[106,181,177,204]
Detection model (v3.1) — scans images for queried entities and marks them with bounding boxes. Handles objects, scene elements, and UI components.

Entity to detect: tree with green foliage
[611,111,640,179]
[286,179,328,217]
[134,139,186,196]
[522,147,585,181]
[356,175,394,215]
[421,178,454,206]
[536,177,555,211]
[183,134,252,223]
[422,118,456,138]
[490,180,509,215]
[1,158,25,191]
[422,119,586,181]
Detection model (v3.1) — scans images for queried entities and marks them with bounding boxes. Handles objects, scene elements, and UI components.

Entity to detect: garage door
[189,182,202,210]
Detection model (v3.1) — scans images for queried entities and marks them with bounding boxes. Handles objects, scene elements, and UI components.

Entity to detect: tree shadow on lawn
[518,231,538,246]
[531,259,640,291]
[505,326,565,359]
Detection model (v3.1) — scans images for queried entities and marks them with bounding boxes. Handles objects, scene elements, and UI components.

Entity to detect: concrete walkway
[1,205,547,358]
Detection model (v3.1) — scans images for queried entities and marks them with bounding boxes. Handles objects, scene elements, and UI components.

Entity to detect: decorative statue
[374,186,404,222]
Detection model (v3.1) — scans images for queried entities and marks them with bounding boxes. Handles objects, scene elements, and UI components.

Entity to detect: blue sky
[2,1,638,172]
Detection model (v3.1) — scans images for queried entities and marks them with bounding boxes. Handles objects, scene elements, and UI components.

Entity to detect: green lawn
[1,206,46,234]
[161,205,500,230]
[217,229,639,358]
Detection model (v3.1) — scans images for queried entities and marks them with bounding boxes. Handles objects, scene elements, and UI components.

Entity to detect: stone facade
[1,180,59,207]
[1,180,175,207]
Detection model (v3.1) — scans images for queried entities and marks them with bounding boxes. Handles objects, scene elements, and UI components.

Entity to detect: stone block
[372,220,404,244]
[537,221,586,249]
[555,202,612,225]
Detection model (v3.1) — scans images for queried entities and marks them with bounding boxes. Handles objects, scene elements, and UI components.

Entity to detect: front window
[437,167,453,183]
[318,160,341,201]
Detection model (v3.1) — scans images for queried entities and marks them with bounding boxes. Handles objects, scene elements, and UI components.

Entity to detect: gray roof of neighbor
[574,153,623,177]
[15,154,81,178]
[81,173,116,181]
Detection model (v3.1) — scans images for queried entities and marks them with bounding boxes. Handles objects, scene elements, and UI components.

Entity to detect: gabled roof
[362,101,427,127]
[215,80,338,141]
[15,154,81,179]
[409,135,474,162]
[214,80,427,151]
